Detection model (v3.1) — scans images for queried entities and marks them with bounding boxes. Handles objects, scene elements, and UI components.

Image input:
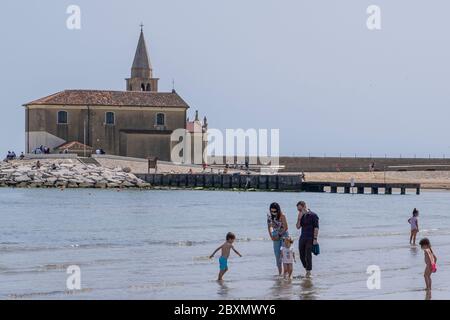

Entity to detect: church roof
[24,90,190,108]
[131,29,152,78]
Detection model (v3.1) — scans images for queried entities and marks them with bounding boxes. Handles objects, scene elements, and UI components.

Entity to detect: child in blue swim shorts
[210,232,242,280]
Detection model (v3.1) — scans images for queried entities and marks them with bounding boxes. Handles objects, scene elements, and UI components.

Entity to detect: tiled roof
[24,90,190,108]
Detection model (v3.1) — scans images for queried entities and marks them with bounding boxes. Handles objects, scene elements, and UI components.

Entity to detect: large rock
[0,159,150,189]
[15,175,31,182]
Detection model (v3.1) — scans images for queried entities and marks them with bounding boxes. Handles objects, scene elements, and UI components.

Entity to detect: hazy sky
[1,0,449,157]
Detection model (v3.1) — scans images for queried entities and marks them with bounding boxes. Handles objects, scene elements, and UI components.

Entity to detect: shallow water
[0,188,449,300]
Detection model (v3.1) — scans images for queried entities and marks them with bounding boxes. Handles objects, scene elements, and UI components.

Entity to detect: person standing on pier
[267,202,289,276]
[296,201,319,278]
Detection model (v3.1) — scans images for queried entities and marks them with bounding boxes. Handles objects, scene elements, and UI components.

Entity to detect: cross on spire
[140,23,144,32]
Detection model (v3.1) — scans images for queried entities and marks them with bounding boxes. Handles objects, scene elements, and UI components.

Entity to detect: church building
[23,27,207,161]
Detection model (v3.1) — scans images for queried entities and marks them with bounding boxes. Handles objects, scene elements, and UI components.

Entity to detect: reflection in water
[410,245,419,256]
[299,278,317,300]
[268,275,319,300]
[216,280,230,297]
[268,277,294,300]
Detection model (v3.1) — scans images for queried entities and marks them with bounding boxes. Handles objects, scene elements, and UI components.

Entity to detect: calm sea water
[0,188,449,300]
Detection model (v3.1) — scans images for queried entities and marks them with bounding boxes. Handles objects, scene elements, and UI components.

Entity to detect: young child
[419,238,437,291]
[408,208,419,245]
[280,237,296,279]
[210,232,242,281]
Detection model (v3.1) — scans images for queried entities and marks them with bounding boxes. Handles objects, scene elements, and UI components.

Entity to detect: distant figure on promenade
[300,172,306,182]
[280,237,296,280]
[19,152,25,160]
[209,232,242,281]
[6,151,17,161]
[369,162,375,172]
[408,208,420,245]
[33,160,41,170]
[267,202,289,276]
[419,238,437,291]
[296,201,319,278]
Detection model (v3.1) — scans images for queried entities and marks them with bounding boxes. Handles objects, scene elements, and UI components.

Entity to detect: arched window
[146,83,151,91]
[156,113,165,126]
[57,111,68,124]
[105,112,115,125]
[141,83,146,91]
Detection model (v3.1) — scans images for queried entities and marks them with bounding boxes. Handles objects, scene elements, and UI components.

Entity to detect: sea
[1,188,449,300]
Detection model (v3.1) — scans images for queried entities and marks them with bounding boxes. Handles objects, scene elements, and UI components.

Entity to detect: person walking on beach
[419,238,437,291]
[267,202,289,276]
[296,201,319,278]
[408,208,419,245]
[210,232,242,281]
[280,237,296,280]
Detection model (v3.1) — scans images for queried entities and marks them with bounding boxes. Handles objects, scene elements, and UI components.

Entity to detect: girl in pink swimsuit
[419,238,437,291]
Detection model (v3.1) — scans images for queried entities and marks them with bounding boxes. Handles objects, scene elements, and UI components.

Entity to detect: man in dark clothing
[296,201,319,278]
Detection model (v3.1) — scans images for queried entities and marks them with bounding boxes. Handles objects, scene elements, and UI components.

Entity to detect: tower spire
[131,27,152,78]
[126,26,159,92]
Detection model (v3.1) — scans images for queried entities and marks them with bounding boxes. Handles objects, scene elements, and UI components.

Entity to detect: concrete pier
[136,174,420,195]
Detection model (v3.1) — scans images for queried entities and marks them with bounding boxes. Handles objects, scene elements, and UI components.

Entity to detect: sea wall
[137,173,303,190]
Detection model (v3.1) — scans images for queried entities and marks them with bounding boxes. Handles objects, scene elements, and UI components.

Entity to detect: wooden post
[401,187,406,195]
[148,157,158,174]
[357,187,364,194]
[385,187,392,195]
[416,187,420,195]
[344,186,350,194]
[330,185,338,193]
[371,187,378,194]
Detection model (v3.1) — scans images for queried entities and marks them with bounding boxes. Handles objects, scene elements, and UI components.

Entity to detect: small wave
[326,228,442,240]
[193,256,211,262]
[145,237,272,247]
[327,231,405,239]
[129,282,184,291]
[39,263,73,271]
[8,288,92,299]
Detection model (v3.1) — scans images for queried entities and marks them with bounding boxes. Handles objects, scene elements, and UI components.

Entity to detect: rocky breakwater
[0,161,151,189]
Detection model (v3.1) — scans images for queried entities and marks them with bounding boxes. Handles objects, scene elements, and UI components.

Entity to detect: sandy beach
[303,171,450,190]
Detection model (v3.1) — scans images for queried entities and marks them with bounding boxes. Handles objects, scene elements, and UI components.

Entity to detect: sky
[0,0,449,157]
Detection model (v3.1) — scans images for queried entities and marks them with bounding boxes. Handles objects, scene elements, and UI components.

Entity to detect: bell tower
[126,25,159,92]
